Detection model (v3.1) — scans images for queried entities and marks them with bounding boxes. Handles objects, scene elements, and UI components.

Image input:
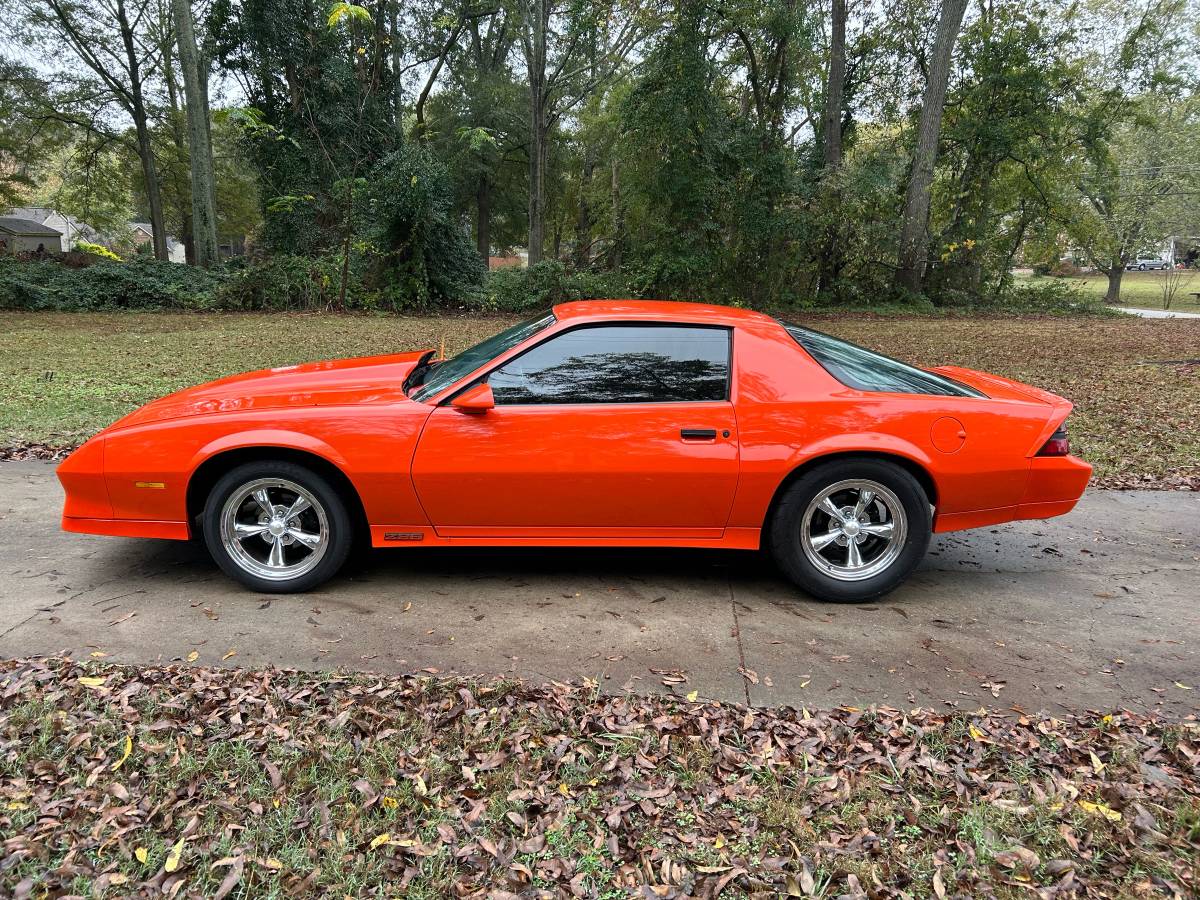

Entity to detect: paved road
[1115,306,1200,319]
[2,461,1196,715]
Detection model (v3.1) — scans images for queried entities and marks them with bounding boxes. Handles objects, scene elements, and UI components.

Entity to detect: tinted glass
[410,311,555,401]
[488,325,730,405]
[783,323,987,398]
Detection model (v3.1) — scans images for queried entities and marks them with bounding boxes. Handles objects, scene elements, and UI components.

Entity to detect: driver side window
[488,324,730,405]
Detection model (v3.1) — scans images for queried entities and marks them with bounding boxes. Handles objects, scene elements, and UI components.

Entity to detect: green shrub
[75,241,122,262]
[0,258,227,310]
[360,145,485,309]
[984,277,1104,314]
[213,255,342,310]
[474,261,633,312]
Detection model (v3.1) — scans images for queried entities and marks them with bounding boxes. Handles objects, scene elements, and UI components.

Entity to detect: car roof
[552,299,776,327]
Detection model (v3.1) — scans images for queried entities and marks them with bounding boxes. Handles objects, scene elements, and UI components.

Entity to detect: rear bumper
[62,516,190,540]
[934,454,1091,533]
[1021,454,1092,506]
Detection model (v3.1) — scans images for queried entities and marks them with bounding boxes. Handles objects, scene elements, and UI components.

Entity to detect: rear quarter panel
[728,321,1052,527]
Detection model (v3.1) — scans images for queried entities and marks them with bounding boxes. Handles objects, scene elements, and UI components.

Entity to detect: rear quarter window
[782,323,987,398]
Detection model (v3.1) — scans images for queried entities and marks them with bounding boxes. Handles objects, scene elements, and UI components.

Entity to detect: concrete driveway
[2,460,1196,715]
[1115,306,1200,319]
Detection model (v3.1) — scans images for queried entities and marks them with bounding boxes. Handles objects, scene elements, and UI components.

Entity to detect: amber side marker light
[1037,425,1070,457]
[134,481,166,489]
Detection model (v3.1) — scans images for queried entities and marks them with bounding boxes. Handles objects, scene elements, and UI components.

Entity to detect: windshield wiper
[403,350,437,396]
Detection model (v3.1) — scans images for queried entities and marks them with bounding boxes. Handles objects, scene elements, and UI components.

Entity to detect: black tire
[1138,263,1147,270]
[768,458,932,603]
[201,460,353,593]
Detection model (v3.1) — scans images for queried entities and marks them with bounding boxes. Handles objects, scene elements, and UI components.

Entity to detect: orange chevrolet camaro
[58,301,1091,602]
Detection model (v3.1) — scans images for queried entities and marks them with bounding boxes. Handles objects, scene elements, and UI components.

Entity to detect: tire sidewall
[202,461,353,593]
[769,458,932,603]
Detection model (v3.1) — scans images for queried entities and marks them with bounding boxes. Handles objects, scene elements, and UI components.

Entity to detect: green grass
[0,311,517,450]
[1,310,1197,488]
[1018,270,1200,312]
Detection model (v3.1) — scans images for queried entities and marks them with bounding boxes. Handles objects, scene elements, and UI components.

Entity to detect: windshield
[409,310,557,402]
[782,323,987,398]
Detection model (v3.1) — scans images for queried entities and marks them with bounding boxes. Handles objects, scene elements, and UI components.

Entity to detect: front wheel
[768,459,932,603]
[202,461,353,593]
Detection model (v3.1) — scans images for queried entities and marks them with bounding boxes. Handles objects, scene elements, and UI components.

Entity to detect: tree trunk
[814,0,847,300]
[820,0,845,170]
[171,0,219,266]
[1104,265,1123,303]
[610,157,624,270]
[132,111,168,260]
[992,203,1030,300]
[390,0,403,121]
[573,145,596,269]
[476,175,491,261]
[162,40,193,263]
[894,0,968,296]
[118,0,168,260]
[413,22,465,141]
[526,0,548,265]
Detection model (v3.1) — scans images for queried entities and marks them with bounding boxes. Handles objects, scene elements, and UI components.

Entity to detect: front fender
[101,422,356,523]
[189,429,352,474]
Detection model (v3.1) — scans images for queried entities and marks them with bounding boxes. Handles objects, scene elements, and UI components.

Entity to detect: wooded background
[2,0,1198,311]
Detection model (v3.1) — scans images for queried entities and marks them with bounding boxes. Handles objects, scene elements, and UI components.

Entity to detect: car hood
[110,350,430,430]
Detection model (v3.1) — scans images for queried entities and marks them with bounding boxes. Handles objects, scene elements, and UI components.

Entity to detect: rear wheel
[768,459,932,603]
[202,461,352,593]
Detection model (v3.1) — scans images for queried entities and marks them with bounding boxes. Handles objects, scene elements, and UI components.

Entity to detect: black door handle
[680,428,717,440]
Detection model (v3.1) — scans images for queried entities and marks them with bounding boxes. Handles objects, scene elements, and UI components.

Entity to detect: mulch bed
[1,658,1197,898]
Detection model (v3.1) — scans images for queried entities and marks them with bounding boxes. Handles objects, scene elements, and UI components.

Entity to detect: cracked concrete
[1,460,1197,715]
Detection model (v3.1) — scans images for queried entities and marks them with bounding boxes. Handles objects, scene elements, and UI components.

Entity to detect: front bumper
[61,516,190,540]
[56,437,113,519]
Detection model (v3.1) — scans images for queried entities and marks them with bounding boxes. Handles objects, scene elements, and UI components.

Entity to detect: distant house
[0,216,64,255]
[130,222,186,263]
[6,207,102,252]
[488,250,528,270]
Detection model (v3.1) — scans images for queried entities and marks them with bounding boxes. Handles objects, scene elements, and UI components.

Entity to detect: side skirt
[369,525,762,551]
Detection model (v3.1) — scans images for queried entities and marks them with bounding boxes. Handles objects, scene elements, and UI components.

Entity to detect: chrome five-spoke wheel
[799,479,909,582]
[204,461,352,593]
[219,477,330,582]
[770,459,929,601]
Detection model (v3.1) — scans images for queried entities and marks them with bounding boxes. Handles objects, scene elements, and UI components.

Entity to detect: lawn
[1019,269,1200,312]
[2,658,1197,898]
[1,310,1198,489]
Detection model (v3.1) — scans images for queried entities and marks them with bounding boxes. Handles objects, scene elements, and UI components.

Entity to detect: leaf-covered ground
[1,311,1197,489]
[1,658,1197,899]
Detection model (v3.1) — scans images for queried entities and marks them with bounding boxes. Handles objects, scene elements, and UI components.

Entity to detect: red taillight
[1038,425,1070,457]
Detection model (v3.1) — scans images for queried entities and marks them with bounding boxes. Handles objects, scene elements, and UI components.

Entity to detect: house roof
[6,207,102,243]
[0,216,62,237]
[7,207,54,224]
[130,222,183,253]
